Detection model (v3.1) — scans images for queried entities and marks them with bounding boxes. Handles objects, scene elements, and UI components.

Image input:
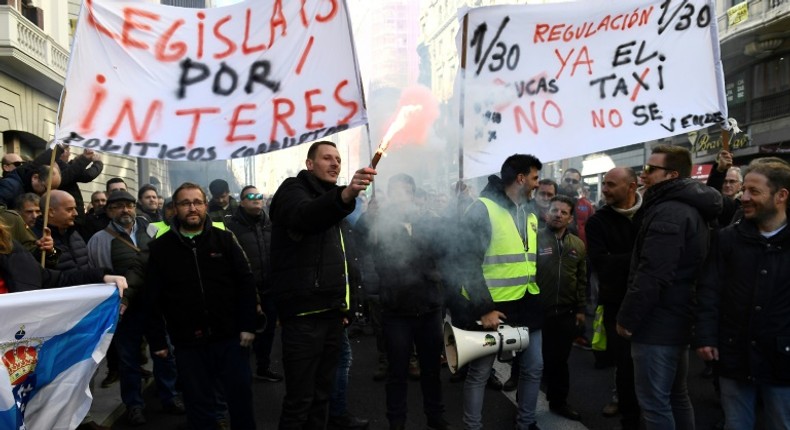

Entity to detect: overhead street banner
[56,0,367,161]
[458,0,728,177]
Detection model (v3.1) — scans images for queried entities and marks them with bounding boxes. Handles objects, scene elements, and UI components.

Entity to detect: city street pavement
[100,328,724,430]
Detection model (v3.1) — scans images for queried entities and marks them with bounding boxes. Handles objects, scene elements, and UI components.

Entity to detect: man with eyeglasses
[616,145,722,430]
[224,186,283,384]
[146,182,257,430]
[86,190,183,426]
[270,141,375,430]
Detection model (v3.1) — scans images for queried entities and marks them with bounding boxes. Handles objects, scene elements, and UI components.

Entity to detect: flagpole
[40,145,58,267]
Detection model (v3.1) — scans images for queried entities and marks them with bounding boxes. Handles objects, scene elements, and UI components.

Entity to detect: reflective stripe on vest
[152,221,225,238]
[479,197,539,300]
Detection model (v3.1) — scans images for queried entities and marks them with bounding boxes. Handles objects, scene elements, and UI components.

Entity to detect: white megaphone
[443,321,530,374]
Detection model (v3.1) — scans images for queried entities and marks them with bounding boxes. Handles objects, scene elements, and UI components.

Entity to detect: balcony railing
[769,0,788,10]
[0,5,68,95]
[752,90,790,121]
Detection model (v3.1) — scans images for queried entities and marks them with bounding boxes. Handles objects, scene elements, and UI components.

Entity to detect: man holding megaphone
[447,154,545,430]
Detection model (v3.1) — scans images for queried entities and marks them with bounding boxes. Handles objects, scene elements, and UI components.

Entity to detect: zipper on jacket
[190,244,211,334]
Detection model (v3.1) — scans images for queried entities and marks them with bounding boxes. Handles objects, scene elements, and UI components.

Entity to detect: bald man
[32,190,89,272]
[585,167,643,430]
[2,153,23,175]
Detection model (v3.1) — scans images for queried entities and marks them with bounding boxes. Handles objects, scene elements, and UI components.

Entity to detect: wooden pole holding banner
[40,145,59,267]
[721,128,730,153]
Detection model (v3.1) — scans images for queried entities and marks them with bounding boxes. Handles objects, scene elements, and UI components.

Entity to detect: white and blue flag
[0,285,120,430]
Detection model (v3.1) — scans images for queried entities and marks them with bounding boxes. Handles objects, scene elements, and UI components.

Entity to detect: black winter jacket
[586,205,638,307]
[269,170,356,319]
[224,208,272,297]
[696,216,790,385]
[363,204,444,316]
[618,178,722,345]
[0,240,105,292]
[32,219,90,271]
[145,217,257,350]
[449,175,544,331]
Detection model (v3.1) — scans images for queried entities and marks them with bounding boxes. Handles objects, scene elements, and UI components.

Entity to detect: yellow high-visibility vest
[152,221,225,238]
[478,197,539,301]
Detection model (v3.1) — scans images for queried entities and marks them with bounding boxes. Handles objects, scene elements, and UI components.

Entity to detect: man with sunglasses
[1,153,24,176]
[616,145,722,430]
[224,186,283,384]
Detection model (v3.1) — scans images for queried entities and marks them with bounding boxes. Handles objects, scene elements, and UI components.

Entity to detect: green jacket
[537,227,587,317]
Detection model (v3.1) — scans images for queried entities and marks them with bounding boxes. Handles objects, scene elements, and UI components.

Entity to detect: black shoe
[427,416,453,430]
[550,403,581,421]
[328,413,369,429]
[486,373,503,390]
[389,424,405,430]
[503,376,518,392]
[126,406,147,426]
[163,396,186,415]
[254,368,284,382]
[100,370,119,388]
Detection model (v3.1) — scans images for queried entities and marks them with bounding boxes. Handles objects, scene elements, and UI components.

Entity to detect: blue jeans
[719,377,790,430]
[631,342,694,430]
[175,338,256,430]
[115,308,179,408]
[463,329,543,430]
[329,329,352,417]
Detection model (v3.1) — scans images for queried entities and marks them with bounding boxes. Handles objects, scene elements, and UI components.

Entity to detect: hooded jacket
[450,175,543,331]
[618,178,722,345]
[269,170,356,319]
[696,215,790,385]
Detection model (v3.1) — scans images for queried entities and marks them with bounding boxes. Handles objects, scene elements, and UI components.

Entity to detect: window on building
[753,56,790,98]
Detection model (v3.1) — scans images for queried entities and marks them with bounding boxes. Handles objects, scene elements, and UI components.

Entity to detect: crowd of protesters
[0,141,788,430]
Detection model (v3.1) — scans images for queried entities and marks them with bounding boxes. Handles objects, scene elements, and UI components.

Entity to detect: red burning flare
[371,85,439,168]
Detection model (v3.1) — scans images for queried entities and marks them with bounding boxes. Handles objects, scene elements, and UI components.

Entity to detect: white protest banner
[56,0,367,161]
[458,0,727,177]
[0,285,119,430]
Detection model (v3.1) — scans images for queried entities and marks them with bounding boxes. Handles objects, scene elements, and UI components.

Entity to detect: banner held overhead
[457,0,727,178]
[56,0,367,161]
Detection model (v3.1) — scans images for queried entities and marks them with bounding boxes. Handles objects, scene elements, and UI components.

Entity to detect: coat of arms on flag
[0,285,120,430]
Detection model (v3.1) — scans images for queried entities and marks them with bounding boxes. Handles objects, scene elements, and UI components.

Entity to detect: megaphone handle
[495,331,516,363]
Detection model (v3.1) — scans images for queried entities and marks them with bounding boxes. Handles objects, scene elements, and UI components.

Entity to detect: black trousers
[279,315,343,430]
[541,311,577,406]
[603,303,640,427]
[382,309,445,426]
